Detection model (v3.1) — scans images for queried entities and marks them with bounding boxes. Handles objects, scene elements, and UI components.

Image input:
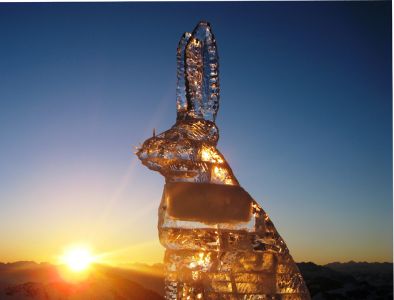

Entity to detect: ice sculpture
[136,21,310,300]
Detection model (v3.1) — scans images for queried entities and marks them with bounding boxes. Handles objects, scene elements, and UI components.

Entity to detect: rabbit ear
[177,21,220,122]
[176,32,191,120]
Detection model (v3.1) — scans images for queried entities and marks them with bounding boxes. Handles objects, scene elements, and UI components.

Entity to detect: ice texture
[136,21,310,300]
[176,21,219,122]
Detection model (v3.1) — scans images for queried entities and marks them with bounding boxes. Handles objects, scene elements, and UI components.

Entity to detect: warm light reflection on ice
[136,21,310,299]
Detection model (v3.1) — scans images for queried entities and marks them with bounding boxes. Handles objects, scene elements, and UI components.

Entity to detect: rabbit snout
[137,119,219,173]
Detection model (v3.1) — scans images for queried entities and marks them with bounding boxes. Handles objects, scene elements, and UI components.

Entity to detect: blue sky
[0,2,391,264]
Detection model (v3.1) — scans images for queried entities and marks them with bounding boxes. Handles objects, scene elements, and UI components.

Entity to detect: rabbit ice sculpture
[136,21,311,300]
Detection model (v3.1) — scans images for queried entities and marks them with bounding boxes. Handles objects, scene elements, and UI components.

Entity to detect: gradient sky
[0,2,391,265]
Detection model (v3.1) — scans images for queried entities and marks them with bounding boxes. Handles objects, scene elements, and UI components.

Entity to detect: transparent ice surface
[136,21,310,300]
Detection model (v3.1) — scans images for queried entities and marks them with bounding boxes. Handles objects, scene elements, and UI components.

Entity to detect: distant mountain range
[298,262,392,299]
[0,261,163,300]
[0,261,392,299]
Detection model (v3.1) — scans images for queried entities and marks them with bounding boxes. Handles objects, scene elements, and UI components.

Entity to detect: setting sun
[61,246,94,272]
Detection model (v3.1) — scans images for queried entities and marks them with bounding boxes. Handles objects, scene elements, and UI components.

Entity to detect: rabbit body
[136,21,310,300]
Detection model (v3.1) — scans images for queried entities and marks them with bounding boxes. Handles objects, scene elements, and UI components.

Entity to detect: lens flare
[61,246,94,272]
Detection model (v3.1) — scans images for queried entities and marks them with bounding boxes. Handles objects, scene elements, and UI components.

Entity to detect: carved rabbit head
[137,22,237,186]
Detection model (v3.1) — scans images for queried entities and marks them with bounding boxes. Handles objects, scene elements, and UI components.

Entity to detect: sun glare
[61,246,94,272]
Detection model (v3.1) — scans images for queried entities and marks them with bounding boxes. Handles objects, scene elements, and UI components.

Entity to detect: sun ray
[59,245,97,272]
